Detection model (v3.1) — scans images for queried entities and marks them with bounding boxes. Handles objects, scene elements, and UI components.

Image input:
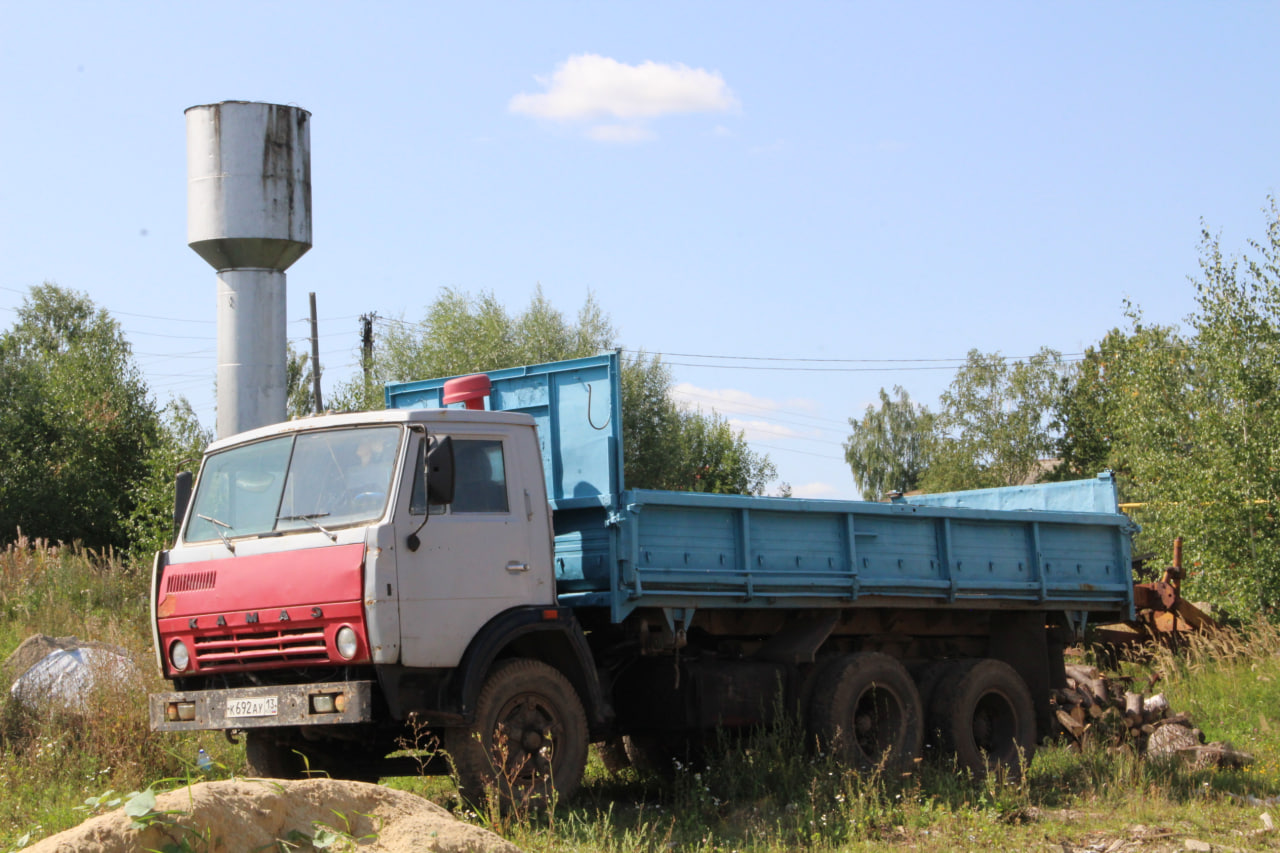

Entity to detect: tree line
[0,285,774,566]
[845,201,1280,615]
[5,202,1280,616]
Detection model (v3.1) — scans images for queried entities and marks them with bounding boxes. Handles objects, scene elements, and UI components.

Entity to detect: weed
[8,538,1280,850]
[278,810,381,852]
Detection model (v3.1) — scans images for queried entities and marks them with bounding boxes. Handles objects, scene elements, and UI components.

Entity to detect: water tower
[186,101,312,438]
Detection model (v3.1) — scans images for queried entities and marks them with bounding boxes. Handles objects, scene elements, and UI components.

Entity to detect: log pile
[1051,663,1252,769]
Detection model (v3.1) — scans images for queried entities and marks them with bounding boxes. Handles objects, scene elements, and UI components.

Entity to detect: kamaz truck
[150,352,1136,802]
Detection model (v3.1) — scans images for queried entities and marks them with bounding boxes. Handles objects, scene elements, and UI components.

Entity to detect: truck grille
[165,570,217,593]
[193,626,329,669]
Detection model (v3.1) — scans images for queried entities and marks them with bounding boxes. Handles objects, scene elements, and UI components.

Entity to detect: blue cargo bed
[387,354,1136,624]
[553,482,1134,621]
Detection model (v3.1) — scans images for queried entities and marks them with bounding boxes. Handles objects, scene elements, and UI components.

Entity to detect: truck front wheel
[808,652,923,774]
[446,658,588,809]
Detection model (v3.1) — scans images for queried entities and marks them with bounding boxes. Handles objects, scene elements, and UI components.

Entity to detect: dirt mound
[20,778,522,853]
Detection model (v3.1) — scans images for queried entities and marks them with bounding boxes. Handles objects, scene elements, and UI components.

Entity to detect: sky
[2,2,1279,500]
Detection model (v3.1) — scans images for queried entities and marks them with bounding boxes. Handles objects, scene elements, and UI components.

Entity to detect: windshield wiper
[277,512,338,542]
[197,514,236,554]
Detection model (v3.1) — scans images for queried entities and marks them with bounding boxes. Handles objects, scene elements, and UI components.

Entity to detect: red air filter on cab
[441,374,492,410]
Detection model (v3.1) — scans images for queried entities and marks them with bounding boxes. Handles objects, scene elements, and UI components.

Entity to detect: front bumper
[149,680,374,732]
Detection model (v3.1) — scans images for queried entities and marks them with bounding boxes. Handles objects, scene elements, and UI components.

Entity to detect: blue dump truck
[151,352,1135,804]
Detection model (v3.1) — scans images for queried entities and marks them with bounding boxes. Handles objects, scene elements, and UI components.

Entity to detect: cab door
[394,427,553,668]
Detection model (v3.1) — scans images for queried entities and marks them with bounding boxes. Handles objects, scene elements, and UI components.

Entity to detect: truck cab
[150,402,599,790]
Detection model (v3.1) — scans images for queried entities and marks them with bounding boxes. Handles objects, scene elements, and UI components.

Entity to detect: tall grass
[4,539,1280,851]
[0,538,231,848]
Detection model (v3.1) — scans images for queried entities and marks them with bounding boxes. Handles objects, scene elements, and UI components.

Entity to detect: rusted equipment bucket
[1095,538,1219,649]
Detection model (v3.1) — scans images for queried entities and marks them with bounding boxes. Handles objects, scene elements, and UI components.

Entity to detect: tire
[245,729,310,779]
[807,652,923,774]
[929,658,1036,778]
[446,658,588,809]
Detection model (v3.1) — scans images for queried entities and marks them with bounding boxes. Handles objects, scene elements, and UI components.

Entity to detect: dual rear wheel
[925,658,1037,778]
[807,654,1036,779]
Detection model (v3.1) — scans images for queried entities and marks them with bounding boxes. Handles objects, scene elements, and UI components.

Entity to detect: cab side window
[450,439,509,513]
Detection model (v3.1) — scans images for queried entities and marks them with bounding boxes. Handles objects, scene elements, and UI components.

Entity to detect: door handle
[506,561,529,573]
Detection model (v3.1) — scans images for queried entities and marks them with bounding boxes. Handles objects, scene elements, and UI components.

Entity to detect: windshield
[184,425,402,543]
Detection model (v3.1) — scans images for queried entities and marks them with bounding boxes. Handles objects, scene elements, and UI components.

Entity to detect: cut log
[1057,709,1086,739]
[1065,665,1109,704]
[1065,664,1101,682]
[1124,691,1144,721]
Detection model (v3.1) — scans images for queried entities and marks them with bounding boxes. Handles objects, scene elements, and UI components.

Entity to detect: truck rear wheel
[808,652,923,774]
[928,658,1036,778]
[446,658,588,809]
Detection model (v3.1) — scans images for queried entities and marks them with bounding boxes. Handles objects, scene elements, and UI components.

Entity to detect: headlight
[336,626,358,660]
[170,639,190,672]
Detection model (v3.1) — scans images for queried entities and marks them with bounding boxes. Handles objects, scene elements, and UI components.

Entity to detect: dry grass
[4,538,1280,851]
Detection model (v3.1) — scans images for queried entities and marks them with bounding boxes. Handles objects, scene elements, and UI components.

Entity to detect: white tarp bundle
[9,644,139,712]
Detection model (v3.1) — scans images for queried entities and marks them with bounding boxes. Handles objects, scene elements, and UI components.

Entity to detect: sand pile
[21,778,521,853]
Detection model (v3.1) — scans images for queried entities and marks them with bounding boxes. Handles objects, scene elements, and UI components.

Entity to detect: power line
[672,388,853,431]
[658,357,1086,374]
[623,348,1088,365]
[750,441,847,461]
[125,329,216,340]
[736,427,845,447]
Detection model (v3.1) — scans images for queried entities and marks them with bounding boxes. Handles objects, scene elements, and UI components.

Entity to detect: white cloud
[672,382,818,416]
[510,54,738,121]
[727,419,803,442]
[790,482,840,499]
[587,124,655,144]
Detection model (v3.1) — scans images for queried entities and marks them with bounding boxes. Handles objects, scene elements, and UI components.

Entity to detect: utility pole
[309,292,323,414]
[360,313,376,387]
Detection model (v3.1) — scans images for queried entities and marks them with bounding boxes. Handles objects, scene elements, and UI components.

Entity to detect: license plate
[226,696,278,718]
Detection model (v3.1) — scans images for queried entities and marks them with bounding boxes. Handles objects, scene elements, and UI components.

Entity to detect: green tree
[330,286,615,411]
[1107,205,1280,614]
[0,284,160,549]
[672,407,776,495]
[332,288,775,494]
[124,398,214,563]
[921,347,1063,492]
[619,349,683,491]
[1047,320,1187,485]
[287,343,317,418]
[843,386,936,500]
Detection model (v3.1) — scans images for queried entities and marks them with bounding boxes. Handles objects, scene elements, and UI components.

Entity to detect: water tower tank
[186,101,312,438]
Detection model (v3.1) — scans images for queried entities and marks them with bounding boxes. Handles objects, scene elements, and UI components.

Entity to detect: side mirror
[426,435,455,506]
[174,471,193,536]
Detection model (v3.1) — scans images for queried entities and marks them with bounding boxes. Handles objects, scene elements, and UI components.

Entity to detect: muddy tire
[446,658,588,809]
[808,652,923,774]
[929,658,1036,778]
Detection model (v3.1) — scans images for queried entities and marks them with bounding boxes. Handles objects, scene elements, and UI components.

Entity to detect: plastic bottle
[197,748,213,773]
